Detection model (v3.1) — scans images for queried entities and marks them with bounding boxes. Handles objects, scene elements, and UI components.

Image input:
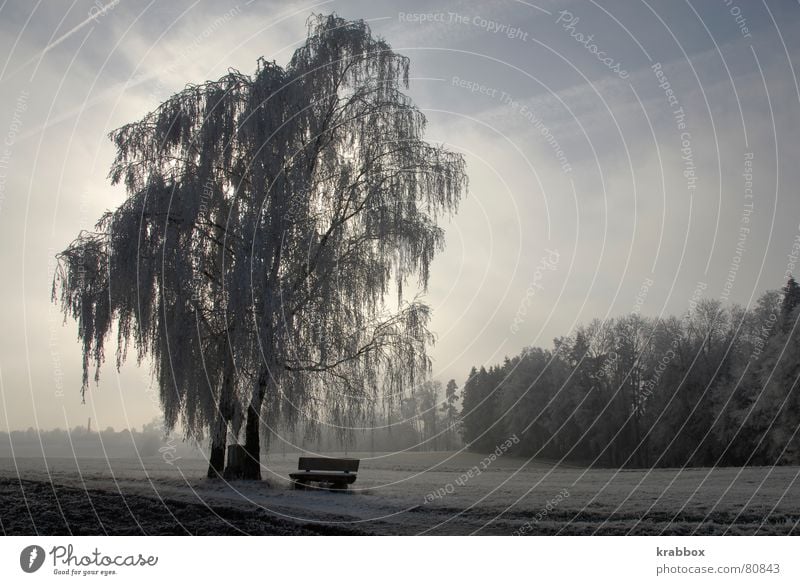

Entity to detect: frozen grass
[1,452,797,535]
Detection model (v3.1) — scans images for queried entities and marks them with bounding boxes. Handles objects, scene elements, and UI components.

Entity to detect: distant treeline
[264,379,462,455]
[0,420,203,459]
[460,278,800,468]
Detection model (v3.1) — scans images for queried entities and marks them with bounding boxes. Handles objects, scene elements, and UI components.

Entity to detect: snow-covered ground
[2,452,798,534]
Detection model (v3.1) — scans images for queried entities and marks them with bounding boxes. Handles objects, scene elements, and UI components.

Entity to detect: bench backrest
[297,457,360,473]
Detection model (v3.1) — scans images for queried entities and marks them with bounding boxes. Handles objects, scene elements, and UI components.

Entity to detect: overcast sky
[1,0,799,432]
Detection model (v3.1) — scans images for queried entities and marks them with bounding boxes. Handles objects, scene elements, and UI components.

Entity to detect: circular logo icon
[19,545,45,573]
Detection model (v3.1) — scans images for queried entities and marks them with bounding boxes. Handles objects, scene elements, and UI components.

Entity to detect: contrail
[1,0,121,83]
[40,0,120,56]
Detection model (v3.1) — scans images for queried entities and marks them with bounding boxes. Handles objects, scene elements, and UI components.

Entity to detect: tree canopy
[53,14,467,478]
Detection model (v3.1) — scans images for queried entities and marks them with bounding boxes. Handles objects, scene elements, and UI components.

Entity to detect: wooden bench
[289,457,359,490]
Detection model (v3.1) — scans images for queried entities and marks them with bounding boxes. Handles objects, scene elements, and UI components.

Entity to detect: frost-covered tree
[52,14,467,479]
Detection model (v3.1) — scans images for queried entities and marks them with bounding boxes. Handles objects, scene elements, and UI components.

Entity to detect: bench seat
[289,457,360,489]
[289,471,357,484]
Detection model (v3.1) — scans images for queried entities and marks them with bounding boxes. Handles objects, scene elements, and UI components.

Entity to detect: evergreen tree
[459,367,481,448]
[441,379,459,449]
[781,276,800,328]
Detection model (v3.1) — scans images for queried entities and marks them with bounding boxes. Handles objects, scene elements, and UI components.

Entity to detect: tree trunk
[208,354,234,479]
[223,445,247,479]
[242,403,262,480]
[207,415,226,478]
[241,374,267,480]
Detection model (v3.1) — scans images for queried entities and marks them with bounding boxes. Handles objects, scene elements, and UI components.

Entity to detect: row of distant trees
[459,278,800,468]
[260,379,461,454]
[394,379,460,451]
[0,419,202,459]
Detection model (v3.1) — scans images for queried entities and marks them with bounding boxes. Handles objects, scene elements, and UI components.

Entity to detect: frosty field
[1,452,798,535]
